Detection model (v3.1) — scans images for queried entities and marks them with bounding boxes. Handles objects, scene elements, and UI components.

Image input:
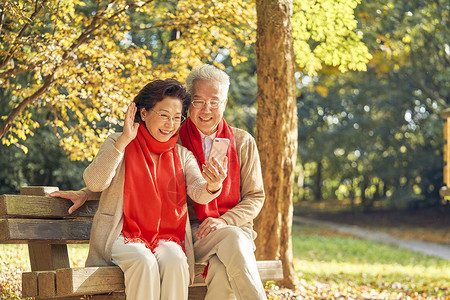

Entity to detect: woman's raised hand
[114,102,140,152]
[122,102,139,141]
[202,156,228,194]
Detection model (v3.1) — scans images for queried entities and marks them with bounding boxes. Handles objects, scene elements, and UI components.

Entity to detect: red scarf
[179,118,240,221]
[123,123,187,252]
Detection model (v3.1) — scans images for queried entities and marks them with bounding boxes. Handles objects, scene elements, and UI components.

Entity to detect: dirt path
[293,216,450,260]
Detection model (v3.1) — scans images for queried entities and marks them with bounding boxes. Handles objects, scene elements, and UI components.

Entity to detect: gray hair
[186,64,230,98]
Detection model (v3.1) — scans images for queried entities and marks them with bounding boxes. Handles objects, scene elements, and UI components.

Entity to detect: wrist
[206,184,221,194]
[115,134,133,152]
[80,190,88,202]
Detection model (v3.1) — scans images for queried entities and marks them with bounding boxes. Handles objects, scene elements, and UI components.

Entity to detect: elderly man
[178,64,266,300]
[51,64,266,300]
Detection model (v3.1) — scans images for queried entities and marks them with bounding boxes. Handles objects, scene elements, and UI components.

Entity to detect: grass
[1,226,449,299]
[0,244,89,299]
[290,224,450,298]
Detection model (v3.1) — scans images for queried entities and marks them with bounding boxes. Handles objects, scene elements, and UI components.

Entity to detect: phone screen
[208,138,230,163]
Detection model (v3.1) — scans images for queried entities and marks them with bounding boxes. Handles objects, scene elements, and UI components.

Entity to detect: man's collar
[199,130,217,141]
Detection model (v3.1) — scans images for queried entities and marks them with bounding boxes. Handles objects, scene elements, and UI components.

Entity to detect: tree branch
[0,1,157,139]
[0,0,48,69]
[0,73,55,139]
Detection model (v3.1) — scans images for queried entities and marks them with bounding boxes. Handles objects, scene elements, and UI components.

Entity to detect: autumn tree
[0,0,255,159]
[297,0,448,209]
[254,0,371,288]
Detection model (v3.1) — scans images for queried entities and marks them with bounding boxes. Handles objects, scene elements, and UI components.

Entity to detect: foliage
[292,0,372,76]
[0,0,256,160]
[360,0,449,105]
[296,0,447,209]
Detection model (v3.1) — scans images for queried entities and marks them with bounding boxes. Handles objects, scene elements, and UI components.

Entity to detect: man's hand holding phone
[201,138,229,193]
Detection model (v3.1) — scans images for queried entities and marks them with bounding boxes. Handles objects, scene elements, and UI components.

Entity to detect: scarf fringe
[123,236,185,253]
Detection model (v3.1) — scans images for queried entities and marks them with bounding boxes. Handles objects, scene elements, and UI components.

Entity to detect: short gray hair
[186,64,230,98]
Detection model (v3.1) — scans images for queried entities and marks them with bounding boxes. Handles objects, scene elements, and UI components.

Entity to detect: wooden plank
[256,260,284,281]
[0,219,91,243]
[38,271,56,297]
[55,261,283,296]
[0,194,98,218]
[192,260,283,286]
[53,293,125,299]
[21,186,59,196]
[22,272,39,297]
[56,267,125,296]
[0,219,11,242]
[28,244,70,271]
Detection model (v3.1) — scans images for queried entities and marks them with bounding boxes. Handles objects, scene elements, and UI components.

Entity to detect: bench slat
[0,195,98,218]
[38,271,56,298]
[0,219,91,243]
[57,267,125,297]
[22,272,39,297]
[30,260,282,297]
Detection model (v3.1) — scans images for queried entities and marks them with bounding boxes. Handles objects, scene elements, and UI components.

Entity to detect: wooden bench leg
[28,243,70,271]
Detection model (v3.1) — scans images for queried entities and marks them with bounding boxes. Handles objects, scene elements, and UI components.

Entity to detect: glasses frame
[191,99,225,109]
[151,110,186,124]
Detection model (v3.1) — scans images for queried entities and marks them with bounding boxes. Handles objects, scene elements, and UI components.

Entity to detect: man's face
[188,79,227,136]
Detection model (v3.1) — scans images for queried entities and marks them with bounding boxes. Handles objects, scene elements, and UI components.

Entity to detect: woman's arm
[84,103,139,192]
[83,134,124,192]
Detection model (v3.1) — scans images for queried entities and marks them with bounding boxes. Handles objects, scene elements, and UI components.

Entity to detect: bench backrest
[0,187,98,244]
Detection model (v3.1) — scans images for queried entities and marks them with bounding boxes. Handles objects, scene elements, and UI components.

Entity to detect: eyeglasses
[151,110,186,123]
[191,99,224,109]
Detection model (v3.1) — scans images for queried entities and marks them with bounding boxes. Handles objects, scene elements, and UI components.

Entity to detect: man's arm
[219,130,265,227]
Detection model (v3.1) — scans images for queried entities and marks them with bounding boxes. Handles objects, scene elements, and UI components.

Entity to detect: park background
[0,0,449,299]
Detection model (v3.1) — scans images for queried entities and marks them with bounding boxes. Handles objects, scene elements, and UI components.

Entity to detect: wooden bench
[0,186,283,299]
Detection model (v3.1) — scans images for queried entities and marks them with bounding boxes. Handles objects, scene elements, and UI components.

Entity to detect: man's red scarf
[179,118,240,221]
[123,123,187,251]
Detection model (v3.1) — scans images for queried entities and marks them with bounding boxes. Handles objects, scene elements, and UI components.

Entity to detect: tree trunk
[314,160,323,201]
[254,0,298,289]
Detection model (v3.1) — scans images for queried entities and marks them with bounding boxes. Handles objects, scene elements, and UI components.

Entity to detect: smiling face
[140,96,183,142]
[188,79,228,136]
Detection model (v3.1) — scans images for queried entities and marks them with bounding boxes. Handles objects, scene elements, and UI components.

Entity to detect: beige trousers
[111,235,189,300]
[193,226,267,300]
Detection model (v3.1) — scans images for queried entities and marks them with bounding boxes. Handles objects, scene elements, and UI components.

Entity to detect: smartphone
[208,138,230,163]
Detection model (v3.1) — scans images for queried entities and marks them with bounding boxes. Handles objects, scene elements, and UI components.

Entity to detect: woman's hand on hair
[115,102,139,152]
[202,156,228,194]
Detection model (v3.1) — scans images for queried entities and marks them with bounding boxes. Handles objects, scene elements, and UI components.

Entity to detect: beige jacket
[82,133,220,283]
[187,127,265,242]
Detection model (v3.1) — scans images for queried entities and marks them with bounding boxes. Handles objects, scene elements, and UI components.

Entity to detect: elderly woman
[65,79,227,300]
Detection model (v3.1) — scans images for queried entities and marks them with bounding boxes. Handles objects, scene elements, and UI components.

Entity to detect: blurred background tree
[0,0,447,213]
[296,0,448,210]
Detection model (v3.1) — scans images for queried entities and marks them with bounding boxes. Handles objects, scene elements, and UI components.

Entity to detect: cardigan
[186,127,265,243]
[82,133,220,283]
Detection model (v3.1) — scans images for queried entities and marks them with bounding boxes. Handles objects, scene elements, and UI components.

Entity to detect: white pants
[193,226,267,300]
[111,235,189,300]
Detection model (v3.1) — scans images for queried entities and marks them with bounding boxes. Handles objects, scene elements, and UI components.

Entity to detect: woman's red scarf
[122,123,187,252]
[179,118,240,221]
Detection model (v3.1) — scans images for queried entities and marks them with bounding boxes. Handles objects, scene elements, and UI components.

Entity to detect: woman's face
[140,96,183,142]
